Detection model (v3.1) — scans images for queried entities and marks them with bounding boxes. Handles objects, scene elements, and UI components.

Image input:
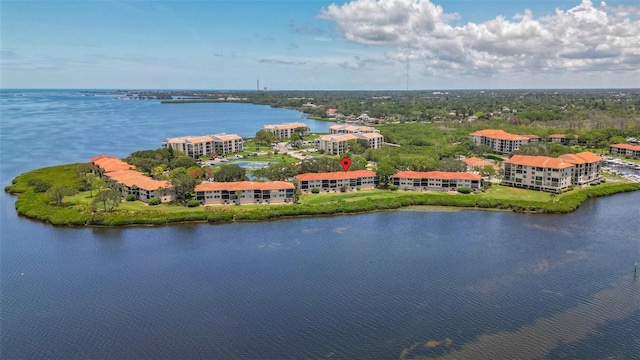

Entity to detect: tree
[345,139,367,155]
[93,189,121,211]
[47,185,77,206]
[170,173,197,203]
[77,163,97,191]
[292,180,302,204]
[438,158,466,172]
[254,130,279,149]
[609,135,626,145]
[86,173,106,197]
[290,132,303,148]
[187,167,205,180]
[215,164,246,182]
[204,166,215,180]
[169,155,197,169]
[479,165,496,178]
[253,162,299,181]
[375,158,395,188]
[299,157,342,173]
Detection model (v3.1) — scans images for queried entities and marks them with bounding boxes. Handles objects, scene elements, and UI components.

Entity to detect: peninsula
[6,117,640,226]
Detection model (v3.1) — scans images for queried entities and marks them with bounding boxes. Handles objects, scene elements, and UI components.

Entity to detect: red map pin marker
[340,157,352,172]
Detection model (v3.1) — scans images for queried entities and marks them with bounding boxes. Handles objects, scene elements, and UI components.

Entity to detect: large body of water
[1,90,639,359]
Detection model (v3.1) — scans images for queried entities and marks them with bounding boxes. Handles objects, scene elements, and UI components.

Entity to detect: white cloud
[320,0,640,78]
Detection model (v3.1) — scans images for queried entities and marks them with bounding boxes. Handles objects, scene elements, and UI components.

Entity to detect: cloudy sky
[1,0,639,90]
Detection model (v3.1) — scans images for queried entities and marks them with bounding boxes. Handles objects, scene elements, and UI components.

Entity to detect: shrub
[28,179,52,193]
[458,187,471,194]
[389,185,398,191]
[187,199,200,207]
[340,186,347,193]
[311,188,320,194]
[148,197,161,205]
[126,194,137,202]
[356,186,361,191]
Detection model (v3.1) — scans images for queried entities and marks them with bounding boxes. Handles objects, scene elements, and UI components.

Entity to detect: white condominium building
[558,152,603,186]
[315,132,384,155]
[295,170,378,193]
[469,129,540,154]
[502,155,573,192]
[329,124,379,134]
[392,171,482,192]
[195,181,295,205]
[610,143,640,158]
[162,133,243,157]
[261,122,310,139]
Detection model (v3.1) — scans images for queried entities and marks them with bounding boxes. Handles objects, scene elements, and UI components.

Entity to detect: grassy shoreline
[5,163,640,227]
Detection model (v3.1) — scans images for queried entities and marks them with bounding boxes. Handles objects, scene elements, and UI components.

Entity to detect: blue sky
[1,0,639,90]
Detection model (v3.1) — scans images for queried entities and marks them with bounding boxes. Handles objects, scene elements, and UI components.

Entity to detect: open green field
[6,163,640,226]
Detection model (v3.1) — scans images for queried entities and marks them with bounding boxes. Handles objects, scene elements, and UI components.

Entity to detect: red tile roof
[505,155,573,169]
[611,143,640,151]
[195,181,295,192]
[469,129,538,141]
[393,171,481,181]
[166,133,242,144]
[105,170,172,191]
[295,170,377,181]
[559,152,602,164]
[91,155,136,172]
[91,155,171,191]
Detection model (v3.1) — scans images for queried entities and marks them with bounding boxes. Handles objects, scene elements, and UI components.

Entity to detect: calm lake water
[1,90,639,359]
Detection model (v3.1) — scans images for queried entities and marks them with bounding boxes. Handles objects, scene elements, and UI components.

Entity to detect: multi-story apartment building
[315,133,384,155]
[502,155,573,192]
[392,171,482,192]
[559,152,603,186]
[469,129,540,154]
[261,122,310,139]
[610,143,640,158]
[329,124,379,135]
[195,181,295,205]
[162,133,243,157]
[295,170,378,193]
[90,155,174,203]
[549,134,579,145]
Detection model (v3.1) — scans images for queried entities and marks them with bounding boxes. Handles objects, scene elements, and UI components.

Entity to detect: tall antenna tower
[257,77,260,91]
[406,58,409,91]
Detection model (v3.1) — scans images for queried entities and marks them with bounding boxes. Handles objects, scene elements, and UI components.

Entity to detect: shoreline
[6,164,640,228]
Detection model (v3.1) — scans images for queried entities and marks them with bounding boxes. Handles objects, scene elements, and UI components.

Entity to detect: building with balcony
[329,124,379,134]
[295,170,378,193]
[559,152,603,186]
[195,181,295,205]
[392,171,482,192]
[502,155,573,192]
[261,122,310,139]
[469,129,539,154]
[90,155,174,202]
[315,133,384,155]
[610,143,640,158]
[162,133,243,158]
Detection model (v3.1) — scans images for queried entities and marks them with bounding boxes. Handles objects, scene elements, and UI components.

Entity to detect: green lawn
[299,189,400,205]
[479,184,553,202]
[66,191,207,213]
